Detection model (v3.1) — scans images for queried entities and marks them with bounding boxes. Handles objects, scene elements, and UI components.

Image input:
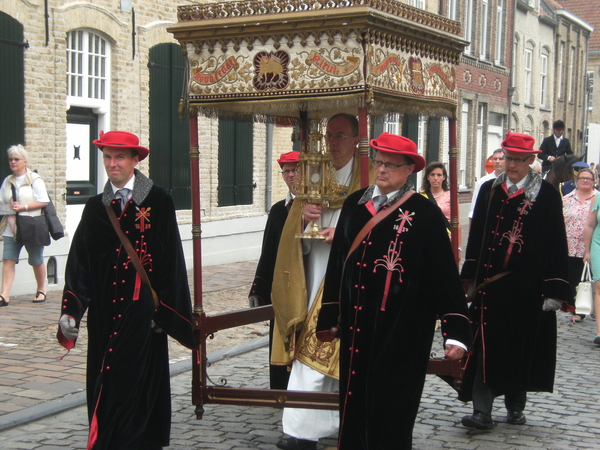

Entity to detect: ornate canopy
[168,0,467,120]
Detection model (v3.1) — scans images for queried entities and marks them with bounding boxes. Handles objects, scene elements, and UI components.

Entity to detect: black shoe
[276,437,317,450]
[0,295,8,307]
[461,412,494,430]
[507,410,526,425]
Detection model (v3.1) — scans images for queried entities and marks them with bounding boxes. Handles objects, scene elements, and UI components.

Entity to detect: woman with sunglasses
[564,169,597,323]
[0,145,50,306]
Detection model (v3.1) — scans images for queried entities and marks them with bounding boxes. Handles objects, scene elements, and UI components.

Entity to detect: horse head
[546,154,585,188]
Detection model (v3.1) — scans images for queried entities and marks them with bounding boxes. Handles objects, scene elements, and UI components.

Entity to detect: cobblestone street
[1,270,599,449]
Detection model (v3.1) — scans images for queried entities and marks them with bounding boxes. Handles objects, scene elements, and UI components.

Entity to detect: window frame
[524,48,533,104]
[540,53,548,107]
[494,0,504,65]
[66,29,111,111]
[480,0,489,61]
[558,42,565,100]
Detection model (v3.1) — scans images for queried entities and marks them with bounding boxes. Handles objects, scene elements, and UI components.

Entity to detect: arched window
[66,30,110,105]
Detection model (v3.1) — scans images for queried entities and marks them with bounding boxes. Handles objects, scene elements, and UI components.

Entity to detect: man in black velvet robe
[317,133,471,450]
[57,131,195,450]
[460,132,572,430]
[248,150,299,389]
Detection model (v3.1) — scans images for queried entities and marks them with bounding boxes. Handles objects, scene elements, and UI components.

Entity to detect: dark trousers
[568,256,588,316]
[472,349,526,416]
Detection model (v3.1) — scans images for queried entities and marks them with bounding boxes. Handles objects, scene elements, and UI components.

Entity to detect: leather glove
[248,295,265,308]
[59,315,79,339]
[542,298,563,311]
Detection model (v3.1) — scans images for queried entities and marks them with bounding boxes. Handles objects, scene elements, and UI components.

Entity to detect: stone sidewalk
[0,260,266,429]
[1,312,600,449]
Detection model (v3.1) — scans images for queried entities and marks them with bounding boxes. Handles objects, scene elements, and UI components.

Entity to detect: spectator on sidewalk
[560,161,589,197]
[564,168,597,323]
[460,131,571,430]
[468,148,505,225]
[57,130,195,450]
[248,150,299,390]
[420,161,460,246]
[583,180,600,345]
[271,113,363,450]
[316,132,471,449]
[0,144,50,306]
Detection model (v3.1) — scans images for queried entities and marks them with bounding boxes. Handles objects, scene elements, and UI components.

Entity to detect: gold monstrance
[294,119,343,239]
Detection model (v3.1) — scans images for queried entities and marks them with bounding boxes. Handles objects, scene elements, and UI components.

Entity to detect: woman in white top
[0,145,50,306]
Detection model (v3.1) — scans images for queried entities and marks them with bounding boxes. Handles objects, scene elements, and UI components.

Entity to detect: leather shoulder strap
[346,190,415,260]
[105,204,159,308]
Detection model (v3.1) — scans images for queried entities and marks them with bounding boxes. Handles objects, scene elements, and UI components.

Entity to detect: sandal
[0,295,8,307]
[572,314,582,324]
[32,291,46,303]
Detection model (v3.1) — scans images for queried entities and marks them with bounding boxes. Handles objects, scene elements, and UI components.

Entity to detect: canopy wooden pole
[189,111,207,417]
[358,106,370,188]
[190,112,203,312]
[449,118,460,264]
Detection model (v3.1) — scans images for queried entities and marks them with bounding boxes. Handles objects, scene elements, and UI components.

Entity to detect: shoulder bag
[575,262,594,315]
[44,198,64,240]
[11,184,50,247]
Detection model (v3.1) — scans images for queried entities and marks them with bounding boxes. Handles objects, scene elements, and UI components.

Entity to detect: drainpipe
[582,39,590,158]
[265,123,274,212]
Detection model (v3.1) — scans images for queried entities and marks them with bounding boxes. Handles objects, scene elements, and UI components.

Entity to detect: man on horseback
[539,120,573,175]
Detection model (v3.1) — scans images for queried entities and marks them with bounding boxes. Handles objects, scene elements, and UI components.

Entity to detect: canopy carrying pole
[358,105,370,188]
[449,118,460,264]
[189,110,207,418]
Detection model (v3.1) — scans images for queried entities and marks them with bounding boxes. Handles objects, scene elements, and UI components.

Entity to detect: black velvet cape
[317,188,471,450]
[460,177,570,403]
[58,172,195,450]
[248,198,291,389]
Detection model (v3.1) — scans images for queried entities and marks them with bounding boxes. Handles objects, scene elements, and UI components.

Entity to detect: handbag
[10,183,50,247]
[43,198,64,240]
[575,262,594,315]
[15,214,51,247]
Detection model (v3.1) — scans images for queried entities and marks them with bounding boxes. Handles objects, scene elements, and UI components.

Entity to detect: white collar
[372,185,399,200]
[506,174,528,190]
[111,174,135,195]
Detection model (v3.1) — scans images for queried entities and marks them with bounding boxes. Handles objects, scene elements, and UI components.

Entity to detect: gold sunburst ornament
[293,116,343,239]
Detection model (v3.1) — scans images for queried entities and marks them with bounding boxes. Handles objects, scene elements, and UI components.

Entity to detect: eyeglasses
[504,156,530,163]
[8,158,22,162]
[372,160,411,171]
[282,169,297,175]
[325,133,354,141]
[577,177,594,182]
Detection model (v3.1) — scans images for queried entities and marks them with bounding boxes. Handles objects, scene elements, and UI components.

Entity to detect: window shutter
[149,44,191,210]
[0,12,25,178]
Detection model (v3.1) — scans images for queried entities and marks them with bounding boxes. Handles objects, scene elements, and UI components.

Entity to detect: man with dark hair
[469,148,505,223]
[460,131,571,430]
[316,132,471,449]
[539,119,573,174]
[249,150,299,390]
[57,130,195,450]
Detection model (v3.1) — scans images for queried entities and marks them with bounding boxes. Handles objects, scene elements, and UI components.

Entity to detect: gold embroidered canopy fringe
[168,0,466,121]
